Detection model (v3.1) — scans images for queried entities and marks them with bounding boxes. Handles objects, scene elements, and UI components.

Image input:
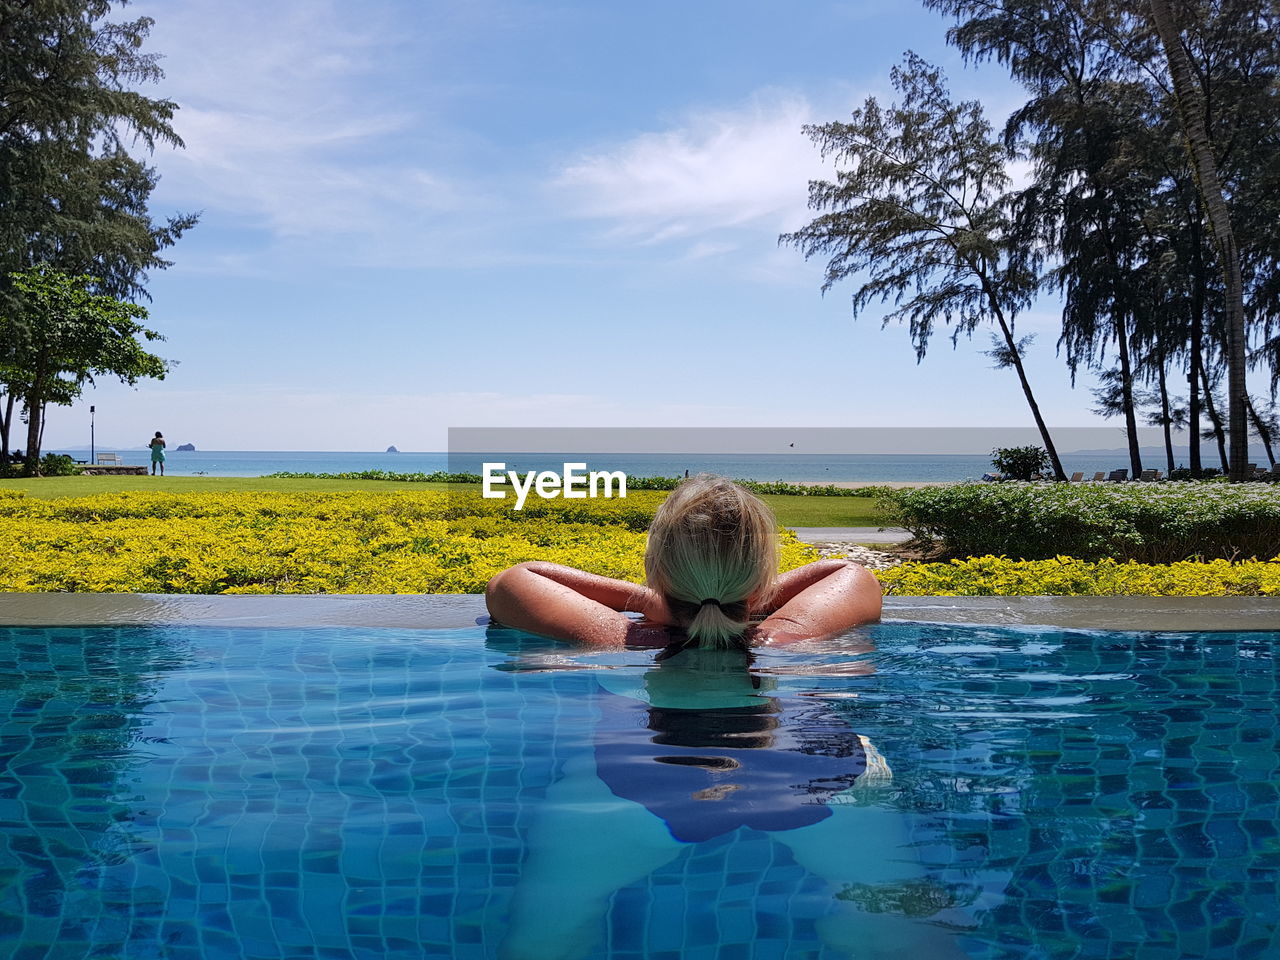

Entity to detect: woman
[485,474,883,650]
[148,431,166,476]
[487,478,956,960]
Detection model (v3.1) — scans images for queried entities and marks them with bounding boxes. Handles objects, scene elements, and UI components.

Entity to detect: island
[176,443,196,452]
[386,445,399,453]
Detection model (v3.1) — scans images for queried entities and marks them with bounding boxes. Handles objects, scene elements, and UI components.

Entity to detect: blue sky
[41,0,1234,451]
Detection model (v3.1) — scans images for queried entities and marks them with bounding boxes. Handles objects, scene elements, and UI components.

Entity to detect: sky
[38,0,1262,452]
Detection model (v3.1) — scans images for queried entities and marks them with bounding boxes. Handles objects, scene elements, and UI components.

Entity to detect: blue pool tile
[0,624,1277,959]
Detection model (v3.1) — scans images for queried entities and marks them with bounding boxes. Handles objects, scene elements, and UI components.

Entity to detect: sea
[44,449,1206,482]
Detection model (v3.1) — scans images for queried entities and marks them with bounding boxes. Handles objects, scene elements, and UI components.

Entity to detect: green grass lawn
[0,475,459,497]
[0,476,895,527]
[756,493,892,527]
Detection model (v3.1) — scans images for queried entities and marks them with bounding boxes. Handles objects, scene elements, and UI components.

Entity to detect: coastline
[40,450,1049,483]
[792,479,955,489]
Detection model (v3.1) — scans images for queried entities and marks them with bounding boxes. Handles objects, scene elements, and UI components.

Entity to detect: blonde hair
[644,474,778,649]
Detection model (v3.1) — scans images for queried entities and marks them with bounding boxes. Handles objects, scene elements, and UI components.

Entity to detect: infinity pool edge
[0,592,1274,632]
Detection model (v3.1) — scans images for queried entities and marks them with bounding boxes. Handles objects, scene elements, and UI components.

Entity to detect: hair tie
[699,598,721,608]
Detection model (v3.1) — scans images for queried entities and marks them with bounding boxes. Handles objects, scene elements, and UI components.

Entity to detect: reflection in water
[593,652,870,842]
[0,627,193,945]
[836,877,983,917]
[490,628,971,960]
[489,623,1280,960]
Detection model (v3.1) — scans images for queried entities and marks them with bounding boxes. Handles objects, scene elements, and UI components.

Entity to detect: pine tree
[782,55,1067,480]
[0,0,197,464]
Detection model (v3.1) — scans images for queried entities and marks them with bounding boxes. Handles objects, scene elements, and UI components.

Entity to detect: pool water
[0,621,1276,959]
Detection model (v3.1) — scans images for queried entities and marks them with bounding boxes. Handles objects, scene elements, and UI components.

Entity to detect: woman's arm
[484,561,673,647]
[752,559,882,645]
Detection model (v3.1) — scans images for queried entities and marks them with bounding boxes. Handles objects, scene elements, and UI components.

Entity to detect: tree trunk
[989,301,1067,480]
[1200,367,1230,473]
[1187,212,1205,474]
[1245,396,1276,469]
[1149,0,1250,481]
[1157,361,1175,475]
[0,392,11,467]
[1115,311,1143,478]
[23,355,46,477]
[23,394,42,477]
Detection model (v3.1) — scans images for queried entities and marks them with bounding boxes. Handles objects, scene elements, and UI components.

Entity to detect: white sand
[792,480,956,490]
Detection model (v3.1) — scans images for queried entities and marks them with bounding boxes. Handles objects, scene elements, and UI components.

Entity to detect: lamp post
[90,405,95,465]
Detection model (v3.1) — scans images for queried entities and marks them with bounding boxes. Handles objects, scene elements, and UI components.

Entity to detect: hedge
[888,481,1280,562]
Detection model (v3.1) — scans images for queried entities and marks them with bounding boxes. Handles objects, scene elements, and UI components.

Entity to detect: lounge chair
[1091,472,1105,481]
[96,453,122,465]
[981,472,1004,482]
[1070,471,1084,482]
[1107,469,1128,482]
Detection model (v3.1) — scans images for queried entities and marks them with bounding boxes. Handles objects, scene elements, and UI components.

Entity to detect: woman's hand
[485,562,672,647]
[753,559,882,645]
[633,588,676,626]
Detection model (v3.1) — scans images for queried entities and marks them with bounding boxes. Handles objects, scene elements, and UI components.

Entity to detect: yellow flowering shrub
[0,489,816,594]
[877,555,1280,596]
[4,490,1273,597]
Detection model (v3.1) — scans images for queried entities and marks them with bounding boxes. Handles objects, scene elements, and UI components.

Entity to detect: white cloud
[556,92,829,249]
[682,241,739,261]
[125,7,849,273]
[164,108,465,238]
[134,0,471,245]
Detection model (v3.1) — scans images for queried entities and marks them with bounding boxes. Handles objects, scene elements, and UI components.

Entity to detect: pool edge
[0,592,1274,632]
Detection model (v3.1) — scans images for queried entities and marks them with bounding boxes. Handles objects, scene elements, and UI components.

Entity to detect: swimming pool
[0,619,1275,959]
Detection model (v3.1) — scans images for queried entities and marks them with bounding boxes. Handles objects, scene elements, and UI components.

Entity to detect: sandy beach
[794,480,956,489]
